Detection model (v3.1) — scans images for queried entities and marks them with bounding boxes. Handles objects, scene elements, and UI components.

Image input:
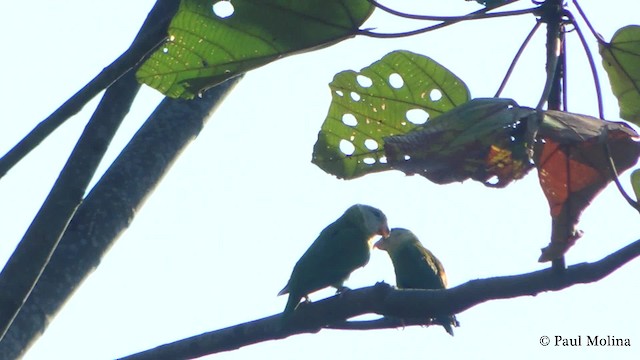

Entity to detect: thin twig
[495,21,542,97]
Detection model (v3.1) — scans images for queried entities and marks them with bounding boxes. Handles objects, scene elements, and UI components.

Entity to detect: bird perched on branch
[278,204,390,322]
[374,228,458,336]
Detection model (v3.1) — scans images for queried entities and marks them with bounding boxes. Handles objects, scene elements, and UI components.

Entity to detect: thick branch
[0,77,241,359]
[120,238,640,360]
[0,0,181,344]
[0,53,141,342]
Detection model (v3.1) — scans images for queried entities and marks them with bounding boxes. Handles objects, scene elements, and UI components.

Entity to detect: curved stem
[367,0,528,21]
[601,129,640,213]
[536,39,561,110]
[571,0,604,42]
[565,10,605,119]
[495,21,542,97]
[362,5,537,38]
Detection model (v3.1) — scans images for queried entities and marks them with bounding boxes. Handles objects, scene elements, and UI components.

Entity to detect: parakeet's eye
[371,209,383,219]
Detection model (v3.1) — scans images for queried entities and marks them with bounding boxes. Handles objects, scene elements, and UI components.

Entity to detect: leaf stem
[565,10,605,119]
[367,0,527,21]
[362,3,537,38]
[601,129,640,213]
[571,0,604,42]
[495,21,543,97]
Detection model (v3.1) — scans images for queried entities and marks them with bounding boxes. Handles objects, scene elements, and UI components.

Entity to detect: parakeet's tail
[280,294,301,326]
[277,284,289,296]
[437,315,458,336]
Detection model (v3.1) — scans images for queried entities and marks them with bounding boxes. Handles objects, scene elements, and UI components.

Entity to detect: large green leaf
[599,25,640,125]
[137,0,374,99]
[312,50,470,179]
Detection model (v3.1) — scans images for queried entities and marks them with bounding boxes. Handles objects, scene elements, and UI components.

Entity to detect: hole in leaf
[406,108,429,125]
[364,139,379,150]
[357,75,373,88]
[339,140,355,156]
[162,47,169,54]
[379,156,388,164]
[388,73,404,89]
[213,1,235,18]
[486,176,500,186]
[350,92,361,102]
[404,154,411,161]
[363,157,376,165]
[342,113,358,127]
[430,88,443,102]
[335,90,344,97]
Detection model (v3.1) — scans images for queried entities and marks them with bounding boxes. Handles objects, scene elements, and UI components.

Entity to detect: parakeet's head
[373,227,418,253]
[347,204,390,238]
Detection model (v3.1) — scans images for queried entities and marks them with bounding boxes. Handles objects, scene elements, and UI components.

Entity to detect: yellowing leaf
[384,98,535,187]
[599,25,640,124]
[137,0,374,99]
[312,50,470,179]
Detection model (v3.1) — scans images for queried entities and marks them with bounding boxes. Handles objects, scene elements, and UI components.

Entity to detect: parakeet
[374,228,458,336]
[278,204,390,322]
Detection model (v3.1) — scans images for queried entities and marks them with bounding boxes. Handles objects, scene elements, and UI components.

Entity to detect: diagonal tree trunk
[0,77,241,359]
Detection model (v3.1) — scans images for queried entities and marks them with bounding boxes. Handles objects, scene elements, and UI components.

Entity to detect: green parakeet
[374,228,458,336]
[278,204,390,321]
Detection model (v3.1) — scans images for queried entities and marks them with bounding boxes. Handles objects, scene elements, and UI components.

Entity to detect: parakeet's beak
[373,238,387,250]
[379,225,390,238]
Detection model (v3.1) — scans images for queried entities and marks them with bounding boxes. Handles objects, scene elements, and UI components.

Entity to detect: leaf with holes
[137,0,374,99]
[599,25,640,125]
[533,110,640,262]
[312,50,470,179]
[384,98,535,187]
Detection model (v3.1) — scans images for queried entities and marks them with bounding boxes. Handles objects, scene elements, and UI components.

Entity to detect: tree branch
[119,238,640,360]
[0,0,179,179]
[0,77,242,359]
[0,0,181,344]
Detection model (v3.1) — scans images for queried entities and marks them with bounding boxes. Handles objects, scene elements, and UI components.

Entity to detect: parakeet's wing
[289,224,371,295]
[392,242,448,290]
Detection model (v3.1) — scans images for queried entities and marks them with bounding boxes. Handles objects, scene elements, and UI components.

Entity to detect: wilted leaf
[312,50,470,179]
[137,0,374,99]
[599,25,640,125]
[533,110,640,262]
[384,98,535,187]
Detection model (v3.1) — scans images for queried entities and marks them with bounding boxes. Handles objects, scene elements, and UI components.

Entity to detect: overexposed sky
[1,1,639,359]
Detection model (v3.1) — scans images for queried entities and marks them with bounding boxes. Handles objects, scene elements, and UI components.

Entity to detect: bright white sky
[1,1,638,359]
